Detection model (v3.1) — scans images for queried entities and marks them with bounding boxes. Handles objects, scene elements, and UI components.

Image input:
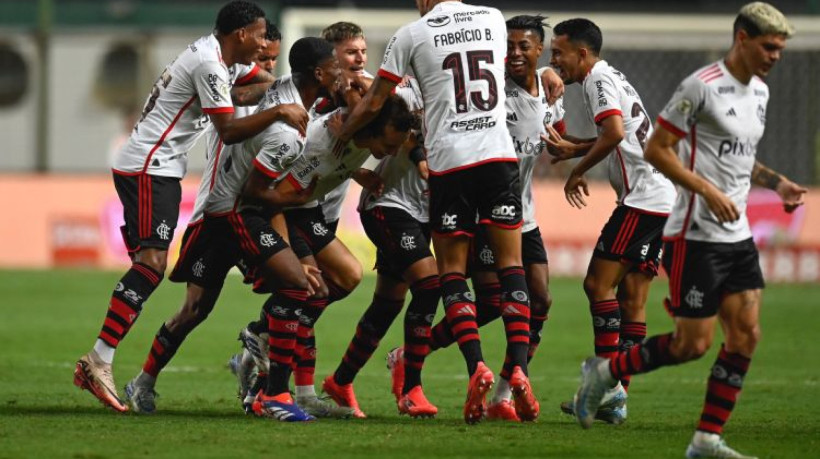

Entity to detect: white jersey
[359,78,429,221]
[379,2,515,174]
[583,60,675,213]
[658,60,768,243]
[505,76,565,232]
[284,109,375,209]
[205,75,305,215]
[114,34,258,178]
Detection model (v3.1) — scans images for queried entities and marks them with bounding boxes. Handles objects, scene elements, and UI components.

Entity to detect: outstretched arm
[751,161,807,213]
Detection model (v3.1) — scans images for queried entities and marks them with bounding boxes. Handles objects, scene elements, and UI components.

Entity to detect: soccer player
[546,18,677,422]
[73,1,310,412]
[331,0,567,423]
[573,4,805,458]
[120,37,340,417]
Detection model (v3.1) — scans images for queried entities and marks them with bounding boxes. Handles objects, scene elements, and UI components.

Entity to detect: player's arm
[543,125,596,162]
[562,115,625,208]
[241,170,318,210]
[538,67,565,105]
[231,66,276,106]
[353,155,385,197]
[333,75,397,142]
[209,104,308,144]
[751,161,807,213]
[645,124,740,223]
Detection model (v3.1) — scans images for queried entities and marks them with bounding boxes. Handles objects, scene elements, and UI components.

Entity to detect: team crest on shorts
[259,232,278,248]
[479,246,494,265]
[156,221,171,240]
[312,222,329,237]
[400,233,416,250]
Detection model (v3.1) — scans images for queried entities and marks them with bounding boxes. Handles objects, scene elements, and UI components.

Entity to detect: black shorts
[285,207,336,259]
[113,172,181,252]
[472,226,548,272]
[594,205,667,276]
[663,238,765,318]
[360,206,432,281]
[169,211,289,288]
[326,219,339,234]
[428,160,522,237]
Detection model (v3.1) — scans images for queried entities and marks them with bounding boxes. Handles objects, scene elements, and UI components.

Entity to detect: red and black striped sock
[697,345,751,435]
[441,272,483,375]
[98,262,162,349]
[429,281,500,351]
[590,299,621,360]
[265,288,308,396]
[293,298,328,387]
[618,321,647,391]
[402,276,440,393]
[609,332,677,380]
[333,295,404,385]
[141,323,183,378]
[499,267,531,374]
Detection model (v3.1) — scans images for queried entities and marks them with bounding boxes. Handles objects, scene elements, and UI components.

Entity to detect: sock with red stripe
[402,275,440,393]
[94,262,162,363]
[429,281,500,351]
[141,323,183,379]
[333,296,404,385]
[293,298,328,387]
[609,333,678,380]
[590,299,621,360]
[498,267,530,375]
[441,272,483,375]
[264,289,308,396]
[618,321,647,391]
[697,345,751,435]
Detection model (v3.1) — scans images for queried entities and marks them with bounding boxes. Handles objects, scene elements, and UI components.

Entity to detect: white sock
[93,339,116,364]
[492,377,512,403]
[135,370,156,388]
[295,385,316,398]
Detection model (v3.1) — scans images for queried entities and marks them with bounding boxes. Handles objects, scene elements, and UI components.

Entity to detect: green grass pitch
[1,269,818,458]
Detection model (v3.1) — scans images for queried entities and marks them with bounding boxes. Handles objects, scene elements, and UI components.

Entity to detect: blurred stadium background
[0,0,818,281]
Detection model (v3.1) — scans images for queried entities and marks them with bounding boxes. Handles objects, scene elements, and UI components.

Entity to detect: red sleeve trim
[377,68,402,84]
[552,120,567,136]
[252,158,281,179]
[235,65,260,85]
[285,173,304,192]
[203,107,235,114]
[657,116,687,138]
[594,109,622,125]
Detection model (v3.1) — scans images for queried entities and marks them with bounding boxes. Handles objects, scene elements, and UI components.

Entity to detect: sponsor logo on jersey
[718,86,735,94]
[441,213,457,230]
[207,74,224,102]
[491,204,516,221]
[512,136,546,157]
[426,15,451,27]
[595,80,608,107]
[543,110,553,125]
[754,89,766,97]
[507,111,518,122]
[450,116,497,131]
[718,137,757,157]
[757,104,766,124]
[676,98,693,115]
[382,36,397,65]
[725,107,737,117]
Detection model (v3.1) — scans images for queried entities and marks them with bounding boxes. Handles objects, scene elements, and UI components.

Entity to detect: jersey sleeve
[378,25,414,84]
[585,73,623,125]
[253,130,304,179]
[657,75,707,137]
[234,62,260,85]
[551,97,567,135]
[193,61,235,114]
[360,155,381,171]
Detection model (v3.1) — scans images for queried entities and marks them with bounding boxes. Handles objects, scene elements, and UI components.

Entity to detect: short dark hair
[265,20,282,42]
[321,22,365,44]
[215,1,266,35]
[553,18,603,55]
[506,14,549,43]
[289,37,335,75]
[358,95,414,139]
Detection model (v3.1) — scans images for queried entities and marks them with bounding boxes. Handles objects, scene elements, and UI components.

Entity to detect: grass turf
[0,269,818,458]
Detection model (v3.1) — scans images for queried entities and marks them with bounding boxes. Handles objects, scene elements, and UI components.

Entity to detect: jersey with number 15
[378,2,514,175]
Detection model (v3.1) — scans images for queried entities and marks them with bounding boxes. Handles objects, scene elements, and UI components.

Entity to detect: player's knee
[674,337,712,362]
[530,288,551,318]
[618,296,644,318]
[582,275,610,301]
[138,249,168,274]
[727,322,761,356]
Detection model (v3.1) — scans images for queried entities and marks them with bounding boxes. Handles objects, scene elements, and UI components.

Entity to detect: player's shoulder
[689,61,729,87]
[182,34,223,66]
[750,76,769,97]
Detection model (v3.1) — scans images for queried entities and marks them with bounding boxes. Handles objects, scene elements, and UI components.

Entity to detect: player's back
[582,60,675,213]
[379,2,514,174]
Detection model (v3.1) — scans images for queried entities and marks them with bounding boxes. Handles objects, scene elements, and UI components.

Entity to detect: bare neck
[724,46,753,85]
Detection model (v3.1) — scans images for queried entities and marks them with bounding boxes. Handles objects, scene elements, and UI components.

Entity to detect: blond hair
[736,2,794,38]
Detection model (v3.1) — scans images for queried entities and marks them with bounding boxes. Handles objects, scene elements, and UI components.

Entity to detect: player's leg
[317,237,363,303]
[74,174,180,412]
[615,271,650,393]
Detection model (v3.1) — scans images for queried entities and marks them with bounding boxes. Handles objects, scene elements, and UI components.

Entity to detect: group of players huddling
[71,1,806,458]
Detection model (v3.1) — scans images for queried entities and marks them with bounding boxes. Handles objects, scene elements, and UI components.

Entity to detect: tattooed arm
[752,161,808,213]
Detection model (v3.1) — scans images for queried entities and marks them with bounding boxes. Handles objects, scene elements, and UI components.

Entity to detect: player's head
[214,1,267,65]
[322,22,367,79]
[256,20,281,73]
[731,2,792,78]
[356,95,414,158]
[290,37,341,95]
[506,15,548,81]
[550,18,602,84]
[415,0,453,17]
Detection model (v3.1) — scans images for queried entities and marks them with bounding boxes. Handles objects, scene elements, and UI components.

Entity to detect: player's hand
[353,168,385,197]
[541,67,565,105]
[274,104,309,137]
[701,182,740,223]
[564,172,589,209]
[301,264,322,296]
[542,126,577,163]
[416,160,429,181]
[776,179,808,213]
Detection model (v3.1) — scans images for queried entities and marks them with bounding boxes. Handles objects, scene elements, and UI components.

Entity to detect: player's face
[740,32,787,78]
[335,37,367,79]
[316,55,343,96]
[549,34,582,84]
[256,40,280,73]
[370,125,410,158]
[507,29,543,80]
[238,17,268,65]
